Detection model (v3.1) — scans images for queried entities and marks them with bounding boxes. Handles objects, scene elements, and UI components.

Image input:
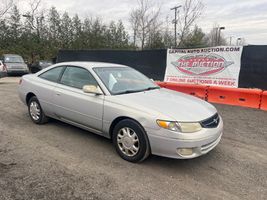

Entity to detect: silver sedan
[18,62,223,162]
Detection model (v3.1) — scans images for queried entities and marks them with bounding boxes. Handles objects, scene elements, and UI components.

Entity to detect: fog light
[177,148,193,156]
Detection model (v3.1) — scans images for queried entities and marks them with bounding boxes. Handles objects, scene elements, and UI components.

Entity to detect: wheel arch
[109,116,149,141]
[26,92,36,105]
[109,116,151,162]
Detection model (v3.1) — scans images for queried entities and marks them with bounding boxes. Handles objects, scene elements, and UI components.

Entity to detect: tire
[112,119,150,163]
[28,96,49,124]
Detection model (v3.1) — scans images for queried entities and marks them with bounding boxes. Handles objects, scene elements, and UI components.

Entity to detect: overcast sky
[19,0,267,45]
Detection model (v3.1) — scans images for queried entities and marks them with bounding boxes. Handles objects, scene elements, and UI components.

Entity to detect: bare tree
[206,24,219,46]
[205,23,227,47]
[177,0,204,47]
[0,0,13,18]
[129,0,161,49]
[23,0,46,63]
[129,10,139,47]
[162,16,175,48]
[24,0,43,30]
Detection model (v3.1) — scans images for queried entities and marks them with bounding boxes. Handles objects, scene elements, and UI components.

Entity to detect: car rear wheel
[28,96,48,124]
[112,119,150,163]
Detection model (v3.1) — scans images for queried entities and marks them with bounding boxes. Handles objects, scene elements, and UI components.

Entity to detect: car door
[36,66,66,117]
[52,66,104,133]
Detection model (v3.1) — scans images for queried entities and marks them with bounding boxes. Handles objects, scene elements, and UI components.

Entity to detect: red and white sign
[164,46,243,88]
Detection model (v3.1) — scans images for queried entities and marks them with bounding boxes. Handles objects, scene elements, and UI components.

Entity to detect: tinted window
[60,67,97,89]
[39,67,64,82]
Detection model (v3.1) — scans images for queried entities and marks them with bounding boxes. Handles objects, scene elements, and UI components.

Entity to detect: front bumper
[146,117,223,159]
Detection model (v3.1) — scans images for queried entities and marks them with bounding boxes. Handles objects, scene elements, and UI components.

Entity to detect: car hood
[112,88,217,122]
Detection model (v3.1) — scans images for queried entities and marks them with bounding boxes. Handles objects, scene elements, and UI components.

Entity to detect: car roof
[56,61,128,69]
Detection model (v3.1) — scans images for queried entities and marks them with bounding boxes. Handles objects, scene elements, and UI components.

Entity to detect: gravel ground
[0,77,266,200]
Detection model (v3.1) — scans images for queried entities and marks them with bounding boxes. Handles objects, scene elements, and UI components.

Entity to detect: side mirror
[83,85,103,95]
[150,78,154,82]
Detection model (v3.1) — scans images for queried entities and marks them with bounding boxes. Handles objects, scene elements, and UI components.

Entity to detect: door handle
[56,93,61,96]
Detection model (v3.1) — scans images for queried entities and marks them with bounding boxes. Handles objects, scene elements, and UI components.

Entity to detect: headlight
[157,120,202,133]
[156,120,180,131]
[177,122,202,133]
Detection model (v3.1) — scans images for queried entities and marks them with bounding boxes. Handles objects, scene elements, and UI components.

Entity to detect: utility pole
[171,5,181,47]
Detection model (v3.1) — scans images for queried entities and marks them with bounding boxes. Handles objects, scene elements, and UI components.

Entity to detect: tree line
[0,0,229,63]
[0,1,133,62]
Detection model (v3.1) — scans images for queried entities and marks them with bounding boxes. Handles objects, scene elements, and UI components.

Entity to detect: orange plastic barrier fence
[156,82,167,88]
[207,86,262,109]
[156,82,208,100]
[260,91,267,111]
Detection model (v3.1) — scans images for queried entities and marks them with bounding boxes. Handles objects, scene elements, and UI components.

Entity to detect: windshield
[4,56,24,63]
[93,67,159,95]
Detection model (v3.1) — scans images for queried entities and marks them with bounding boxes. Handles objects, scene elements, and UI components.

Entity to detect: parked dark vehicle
[0,61,8,78]
[30,60,53,73]
[0,54,29,75]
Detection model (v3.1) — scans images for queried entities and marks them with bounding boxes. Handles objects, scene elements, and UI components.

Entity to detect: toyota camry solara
[18,62,223,162]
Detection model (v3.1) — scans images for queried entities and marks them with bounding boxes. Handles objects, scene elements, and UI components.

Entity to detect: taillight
[19,79,22,85]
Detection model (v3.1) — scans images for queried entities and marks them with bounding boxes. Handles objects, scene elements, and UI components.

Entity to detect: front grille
[200,113,220,128]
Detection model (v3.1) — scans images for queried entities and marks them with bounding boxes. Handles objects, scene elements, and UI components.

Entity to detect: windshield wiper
[115,89,145,95]
[143,86,160,91]
[115,86,160,95]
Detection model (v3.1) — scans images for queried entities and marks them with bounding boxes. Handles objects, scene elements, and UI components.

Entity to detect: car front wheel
[112,119,150,163]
